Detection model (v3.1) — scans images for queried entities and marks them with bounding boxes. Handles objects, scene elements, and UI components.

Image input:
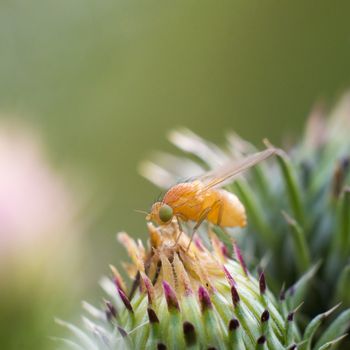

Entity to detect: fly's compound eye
[158,204,173,223]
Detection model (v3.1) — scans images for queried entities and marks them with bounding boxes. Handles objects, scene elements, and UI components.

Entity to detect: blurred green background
[1,1,350,349]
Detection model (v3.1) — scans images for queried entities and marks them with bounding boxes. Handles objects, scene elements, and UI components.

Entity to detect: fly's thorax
[163,181,204,204]
[163,181,205,221]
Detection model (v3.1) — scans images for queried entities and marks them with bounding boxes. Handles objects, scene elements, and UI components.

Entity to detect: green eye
[159,204,173,223]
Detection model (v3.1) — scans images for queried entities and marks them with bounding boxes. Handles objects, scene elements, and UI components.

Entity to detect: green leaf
[276,152,305,227]
[227,318,244,350]
[336,188,350,256]
[166,311,185,350]
[232,180,276,246]
[282,211,311,273]
[182,294,206,347]
[317,334,348,350]
[284,303,303,346]
[250,164,272,201]
[334,265,350,305]
[300,303,340,350]
[314,310,350,349]
[285,262,321,309]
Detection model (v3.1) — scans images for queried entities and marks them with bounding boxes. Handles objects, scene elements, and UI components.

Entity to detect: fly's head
[147,202,174,225]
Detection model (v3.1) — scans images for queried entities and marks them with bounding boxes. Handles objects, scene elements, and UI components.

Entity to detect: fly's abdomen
[205,189,246,227]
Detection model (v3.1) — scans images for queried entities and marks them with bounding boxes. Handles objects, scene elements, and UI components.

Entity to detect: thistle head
[73,222,304,349]
[63,175,349,349]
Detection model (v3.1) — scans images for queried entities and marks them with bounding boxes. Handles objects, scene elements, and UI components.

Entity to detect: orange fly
[146,147,276,246]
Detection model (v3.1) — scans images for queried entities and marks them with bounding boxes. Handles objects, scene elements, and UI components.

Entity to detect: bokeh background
[1,1,350,349]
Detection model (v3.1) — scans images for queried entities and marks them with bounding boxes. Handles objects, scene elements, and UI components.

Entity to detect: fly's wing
[198,147,276,192]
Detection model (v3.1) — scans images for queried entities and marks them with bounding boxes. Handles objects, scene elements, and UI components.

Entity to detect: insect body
[146,148,275,236]
[149,181,246,227]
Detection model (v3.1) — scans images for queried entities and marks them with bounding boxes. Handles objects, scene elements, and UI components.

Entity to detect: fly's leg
[172,214,188,246]
[213,200,237,247]
[186,199,224,251]
[204,198,224,226]
[216,200,224,226]
[187,199,225,250]
[215,204,237,253]
[174,215,184,244]
[186,206,212,251]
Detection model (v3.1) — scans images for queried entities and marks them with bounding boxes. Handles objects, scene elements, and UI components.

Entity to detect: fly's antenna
[156,191,164,202]
[134,209,149,215]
